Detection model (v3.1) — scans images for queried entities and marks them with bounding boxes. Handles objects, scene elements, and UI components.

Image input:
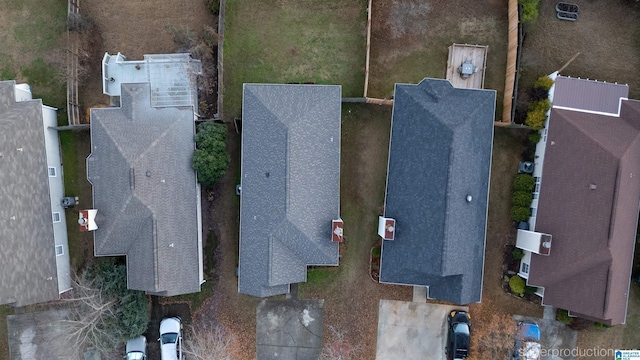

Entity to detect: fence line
[216,0,226,121]
[67,0,81,125]
[363,0,372,98]
[502,0,519,124]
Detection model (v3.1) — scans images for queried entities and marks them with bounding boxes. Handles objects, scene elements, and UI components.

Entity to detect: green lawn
[0,0,67,110]
[223,0,367,119]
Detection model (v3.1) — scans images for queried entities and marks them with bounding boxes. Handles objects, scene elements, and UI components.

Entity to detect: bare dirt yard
[369,0,509,117]
[79,0,218,115]
[517,0,640,119]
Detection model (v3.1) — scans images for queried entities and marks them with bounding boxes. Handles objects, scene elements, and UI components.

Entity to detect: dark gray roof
[239,84,341,297]
[379,78,495,305]
[553,75,629,115]
[0,81,60,306]
[87,83,202,296]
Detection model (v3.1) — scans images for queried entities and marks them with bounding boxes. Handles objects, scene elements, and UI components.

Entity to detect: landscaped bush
[512,248,524,260]
[524,285,538,295]
[372,246,381,258]
[512,191,533,208]
[534,76,554,91]
[594,322,613,329]
[511,207,531,222]
[192,122,230,187]
[525,109,546,130]
[528,98,550,114]
[509,275,526,296]
[528,132,541,144]
[556,309,573,325]
[519,0,540,24]
[513,174,535,192]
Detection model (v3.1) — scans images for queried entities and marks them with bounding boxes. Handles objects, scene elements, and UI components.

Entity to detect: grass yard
[368,0,508,118]
[0,0,67,111]
[223,0,367,119]
[517,0,640,117]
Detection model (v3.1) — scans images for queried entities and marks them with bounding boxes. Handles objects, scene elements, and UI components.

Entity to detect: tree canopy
[64,258,149,354]
[192,122,230,187]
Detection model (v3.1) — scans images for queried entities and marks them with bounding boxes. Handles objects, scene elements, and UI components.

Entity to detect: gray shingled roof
[239,84,341,297]
[379,78,495,305]
[0,81,60,306]
[87,83,202,296]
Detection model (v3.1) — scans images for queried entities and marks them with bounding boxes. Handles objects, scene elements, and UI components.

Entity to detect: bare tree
[59,260,149,355]
[319,326,362,360]
[60,272,120,354]
[183,324,232,360]
[467,305,516,360]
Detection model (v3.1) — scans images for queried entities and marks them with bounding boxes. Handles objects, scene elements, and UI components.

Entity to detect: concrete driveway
[256,299,324,360]
[375,300,468,360]
[7,309,82,359]
[513,315,578,360]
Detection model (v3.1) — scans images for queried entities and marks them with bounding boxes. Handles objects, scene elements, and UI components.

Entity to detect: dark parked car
[446,310,471,360]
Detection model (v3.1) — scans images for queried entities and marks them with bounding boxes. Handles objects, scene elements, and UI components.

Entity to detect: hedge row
[511,174,534,221]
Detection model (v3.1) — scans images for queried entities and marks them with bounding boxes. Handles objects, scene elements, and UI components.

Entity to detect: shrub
[513,174,535,192]
[519,0,540,24]
[534,76,555,91]
[525,109,547,130]
[509,275,526,296]
[192,122,230,187]
[74,258,150,352]
[372,247,381,258]
[528,132,541,144]
[524,285,538,295]
[528,98,551,113]
[512,248,524,260]
[556,309,573,325]
[511,206,531,222]
[512,191,533,208]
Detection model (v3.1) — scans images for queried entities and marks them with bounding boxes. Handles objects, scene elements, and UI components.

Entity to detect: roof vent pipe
[466,195,473,203]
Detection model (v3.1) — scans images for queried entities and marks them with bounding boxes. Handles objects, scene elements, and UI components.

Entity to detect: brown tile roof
[553,75,629,115]
[529,99,640,325]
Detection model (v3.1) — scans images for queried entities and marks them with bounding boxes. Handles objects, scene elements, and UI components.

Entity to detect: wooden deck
[446,44,488,89]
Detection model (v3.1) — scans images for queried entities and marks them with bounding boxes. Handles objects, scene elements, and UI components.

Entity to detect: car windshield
[161,332,178,344]
[453,323,470,335]
[126,352,144,360]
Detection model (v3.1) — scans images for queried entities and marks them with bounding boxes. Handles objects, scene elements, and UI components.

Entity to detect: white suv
[159,317,183,360]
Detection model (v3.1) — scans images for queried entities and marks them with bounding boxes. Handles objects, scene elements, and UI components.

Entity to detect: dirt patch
[78,0,218,116]
[387,1,432,38]
[191,125,257,359]
[369,0,508,115]
[518,0,640,102]
[470,128,543,319]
